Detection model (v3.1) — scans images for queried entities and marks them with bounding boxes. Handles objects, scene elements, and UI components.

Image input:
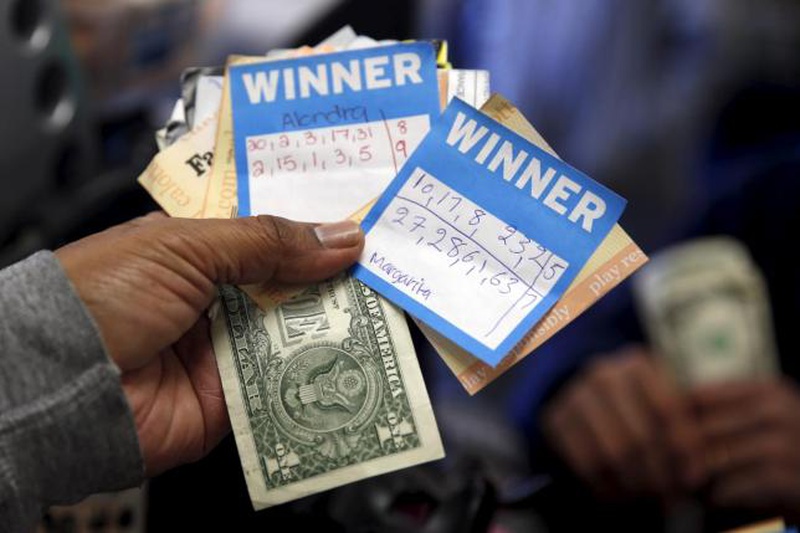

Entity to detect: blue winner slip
[229,42,440,223]
[353,98,627,367]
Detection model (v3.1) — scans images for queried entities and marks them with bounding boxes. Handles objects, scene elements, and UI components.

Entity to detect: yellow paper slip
[199,54,265,219]
[138,112,218,219]
[419,95,648,395]
[724,518,787,533]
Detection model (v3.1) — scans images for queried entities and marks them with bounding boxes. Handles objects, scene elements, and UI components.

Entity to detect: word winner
[445,111,608,234]
[241,52,424,104]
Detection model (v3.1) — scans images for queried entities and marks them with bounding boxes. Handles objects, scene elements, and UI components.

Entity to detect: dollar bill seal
[212,277,444,509]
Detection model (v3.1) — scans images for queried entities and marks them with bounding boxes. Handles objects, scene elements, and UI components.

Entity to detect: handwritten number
[462,250,479,263]
[489,272,507,287]
[543,262,566,281]
[447,237,466,258]
[247,138,266,151]
[251,160,265,177]
[463,251,480,275]
[359,145,373,162]
[500,277,519,295]
[521,290,539,309]
[498,225,517,244]
[469,209,486,226]
[510,237,531,255]
[428,228,446,251]
[395,140,408,159]
[410,215,426,232]
[528,245,548,265]
[392,207,409,225]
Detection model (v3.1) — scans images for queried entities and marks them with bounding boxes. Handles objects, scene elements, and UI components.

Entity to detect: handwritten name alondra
[242,52,424,104]
[369,253,432,301]
[445,112,608,234]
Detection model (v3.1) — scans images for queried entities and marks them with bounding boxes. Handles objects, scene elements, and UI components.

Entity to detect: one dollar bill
[211,278,444,509]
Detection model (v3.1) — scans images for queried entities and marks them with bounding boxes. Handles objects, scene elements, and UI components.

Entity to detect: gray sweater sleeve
[0,251,144,532]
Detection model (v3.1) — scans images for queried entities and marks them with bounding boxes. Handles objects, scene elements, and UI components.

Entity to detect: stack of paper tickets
[139,26,646,394]
[136,25,647,508]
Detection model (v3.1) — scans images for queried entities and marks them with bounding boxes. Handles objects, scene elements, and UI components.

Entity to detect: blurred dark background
[3,0,799,531]
[0,0,417,269]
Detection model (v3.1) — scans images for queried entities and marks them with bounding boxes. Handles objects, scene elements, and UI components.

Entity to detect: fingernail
[314,220,363,249]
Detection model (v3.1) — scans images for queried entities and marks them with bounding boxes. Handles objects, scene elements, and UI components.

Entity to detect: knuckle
[580,458,606,482]
[558,388,583,417]
[651,390,680,420]
[256,215,294,250]
[544,389,579,428]
[541,404,563,433]
[585,358,617,385]
[613,445,638,472]
[766,463,789,489]
[154,222,192,253]
[592,363,616,384]
[627,432,652,457]
[619,345,651,369]
[653,401,675,423]
[671,438,696,463]
[762,397,785,426]
[600,446,628,474]
[764,436,789,461]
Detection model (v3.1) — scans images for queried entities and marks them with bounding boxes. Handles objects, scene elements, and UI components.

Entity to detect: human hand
[542,346,706,501]
[692,378,800,519]
[55,213,364,476]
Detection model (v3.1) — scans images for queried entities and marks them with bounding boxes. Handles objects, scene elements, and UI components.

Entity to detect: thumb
[181,216,364,285]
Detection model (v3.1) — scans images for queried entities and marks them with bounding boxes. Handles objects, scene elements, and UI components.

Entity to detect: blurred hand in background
[543,344,800,521]
[542,346,706,502]
[693,379,800,521]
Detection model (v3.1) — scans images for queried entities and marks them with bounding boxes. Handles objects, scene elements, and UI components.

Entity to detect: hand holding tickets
[354,99,627,366]
[135,27,644,507]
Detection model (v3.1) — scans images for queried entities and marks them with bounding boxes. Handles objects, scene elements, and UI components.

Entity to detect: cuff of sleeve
[0,251,144,515]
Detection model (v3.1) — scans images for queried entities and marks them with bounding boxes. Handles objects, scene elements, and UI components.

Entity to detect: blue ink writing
[369,253,432,301]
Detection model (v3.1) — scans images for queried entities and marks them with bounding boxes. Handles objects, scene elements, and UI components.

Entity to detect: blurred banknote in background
[635,237,779,388]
